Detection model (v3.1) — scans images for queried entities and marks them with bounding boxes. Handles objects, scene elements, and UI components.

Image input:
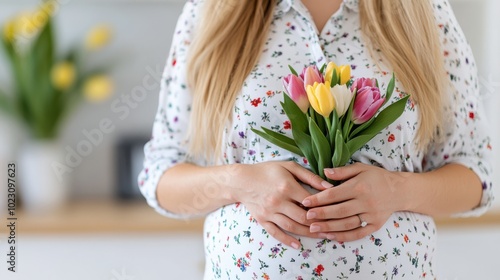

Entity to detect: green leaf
[281,93,308,133]
[0,88,13,116]
[288,65,298,76]
[251,127,304,157]
[330,68,338,87]
[357,95,409,137]
[342,90,356,139]
[349,115,376,138]
[33,19,58,138]
[309,116,332,179]
[346,134,373,155]
[292,128,318,174]
[382,73,396,107]
[333,130,352,168]
[314,110,327,134]
[329,110,338,145]
[0,30,15,65]
[319,63,326,74]
[340,136,351,166]
[346,79,353,88]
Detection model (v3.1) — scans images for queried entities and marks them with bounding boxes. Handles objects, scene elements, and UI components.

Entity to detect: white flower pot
[18,141,68,212]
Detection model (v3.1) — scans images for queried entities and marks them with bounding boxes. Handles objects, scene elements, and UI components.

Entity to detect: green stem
[324,116,333,143]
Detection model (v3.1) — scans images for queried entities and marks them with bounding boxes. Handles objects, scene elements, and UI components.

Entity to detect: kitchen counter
[7,199,499,234]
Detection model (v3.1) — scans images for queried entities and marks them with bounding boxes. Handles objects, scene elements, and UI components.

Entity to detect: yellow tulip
[83,75,114,102]
[15,12,38,39]
[51,62,76,91]
[325,62,351,85]
[306,82,336,118]
[31,9,49,29]
[325,62,338,84]
[338,65,351,85]
[85,25,112,51]
[3,19,16,43]
[3,2,53,44]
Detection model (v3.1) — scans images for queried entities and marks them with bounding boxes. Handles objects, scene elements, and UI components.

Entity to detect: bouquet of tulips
[252,62,409,180]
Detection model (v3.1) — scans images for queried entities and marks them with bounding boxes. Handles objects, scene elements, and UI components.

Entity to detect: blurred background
[0,0,498,279]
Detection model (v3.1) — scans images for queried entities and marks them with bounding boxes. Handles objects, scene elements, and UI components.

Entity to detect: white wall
[450,0,500,212]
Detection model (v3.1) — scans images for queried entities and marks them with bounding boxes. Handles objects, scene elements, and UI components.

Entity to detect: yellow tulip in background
[51,62,76,91]
[0,0,115,139]
[85,25,112,51]
[325,62,351,85]
[83,75,114,102]
[2,19,16,43]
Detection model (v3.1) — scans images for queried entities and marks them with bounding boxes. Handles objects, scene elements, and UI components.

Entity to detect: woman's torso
[203,1,436,279]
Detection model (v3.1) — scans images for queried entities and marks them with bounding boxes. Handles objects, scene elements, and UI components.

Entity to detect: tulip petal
[303,66,323,87]
[306,84,321,114]
[353,88,373,117]
[363,97,385,119]
[339,65,351,85]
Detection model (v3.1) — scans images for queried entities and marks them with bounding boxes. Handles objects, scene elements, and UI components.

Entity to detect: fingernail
[318,233,328,239]
[310,224,320,233]
[291,242,300,249]
[302,199,311,207]
[327,234,336,240]
[321,181,333,188]
[306,211,316,219]
[324,168,334,175]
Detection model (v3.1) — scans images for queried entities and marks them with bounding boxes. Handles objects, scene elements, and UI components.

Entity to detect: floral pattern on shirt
[138,0,494,278]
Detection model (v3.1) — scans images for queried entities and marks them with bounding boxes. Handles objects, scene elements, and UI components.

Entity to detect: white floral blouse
[138,0,494,278]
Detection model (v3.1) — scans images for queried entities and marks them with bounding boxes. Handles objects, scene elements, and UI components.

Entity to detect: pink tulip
[283,74,310,113]
[300,65,324,88]
[351,77,377,92]
[352,86,385,124]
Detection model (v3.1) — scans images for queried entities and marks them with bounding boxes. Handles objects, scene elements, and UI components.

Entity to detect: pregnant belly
[203,203,437,279]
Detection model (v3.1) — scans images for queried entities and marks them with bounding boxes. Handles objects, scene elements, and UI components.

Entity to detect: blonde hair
[359,0,447,150]
[187,0,447,159]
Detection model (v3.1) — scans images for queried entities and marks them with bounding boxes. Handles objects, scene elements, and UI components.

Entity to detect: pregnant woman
[139,0,494,278]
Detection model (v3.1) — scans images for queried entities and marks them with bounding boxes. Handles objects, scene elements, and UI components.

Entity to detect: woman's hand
[232,161,333,249]
[301,162,406,242]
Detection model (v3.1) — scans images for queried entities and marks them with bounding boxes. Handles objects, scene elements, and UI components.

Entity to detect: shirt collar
[275,0,359,17]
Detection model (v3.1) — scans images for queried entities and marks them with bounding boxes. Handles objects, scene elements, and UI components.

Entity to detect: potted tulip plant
[0,1,114,211]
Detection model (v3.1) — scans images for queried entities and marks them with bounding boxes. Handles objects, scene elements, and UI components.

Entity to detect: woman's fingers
[282,161,333,191]
[281,202,319,226]
[324,162,365,181]
[309,214,365,233]
[271,213,323,238]
[322,224,376,242]
[260,221,301,250]
[305,199,363,220]
[302,181,357,208]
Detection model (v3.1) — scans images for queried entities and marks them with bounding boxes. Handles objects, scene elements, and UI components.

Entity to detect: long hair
[359,0,447,150]
[186,0,447,159]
